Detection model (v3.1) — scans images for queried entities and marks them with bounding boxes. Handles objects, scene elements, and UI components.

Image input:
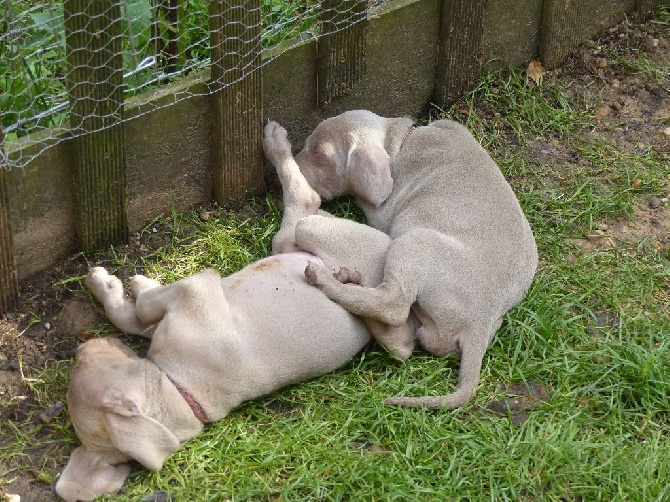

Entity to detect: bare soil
[1,13,668,502]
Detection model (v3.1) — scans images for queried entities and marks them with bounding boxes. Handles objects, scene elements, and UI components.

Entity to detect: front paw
[263,120,293,164]
[130,274,160,299]
[305,263,319,285]
[86,267,123,303]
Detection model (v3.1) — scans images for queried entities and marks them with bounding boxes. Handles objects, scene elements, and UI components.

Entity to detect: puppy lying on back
[264,111,538,409]
[55,121,404,501]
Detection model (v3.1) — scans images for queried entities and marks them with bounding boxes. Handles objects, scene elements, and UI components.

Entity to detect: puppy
[265,110,538,409]
[55,123,398,500]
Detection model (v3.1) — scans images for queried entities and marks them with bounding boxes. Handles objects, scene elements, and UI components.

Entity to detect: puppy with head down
[264,110,538,410]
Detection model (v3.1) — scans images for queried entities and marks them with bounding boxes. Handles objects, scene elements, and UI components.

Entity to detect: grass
[2,12,670,502]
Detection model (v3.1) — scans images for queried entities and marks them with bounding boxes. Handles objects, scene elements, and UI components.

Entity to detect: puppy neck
[166,373,208,423]
[384,117,415,160]
[141,361,205,442]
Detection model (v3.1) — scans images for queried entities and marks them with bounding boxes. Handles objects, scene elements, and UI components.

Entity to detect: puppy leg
[129,275,161,300]
[85,267,150,335]
[297,215,416,359]
[304,261,416,328]
[134,268,228,326]
[264,120,322,254]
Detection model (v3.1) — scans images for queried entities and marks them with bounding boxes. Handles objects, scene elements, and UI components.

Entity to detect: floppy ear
[102,389,181,472]
[346,142,393,206]
[55,446,131,502]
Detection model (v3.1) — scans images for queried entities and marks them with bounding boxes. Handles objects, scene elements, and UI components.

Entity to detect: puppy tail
[383,333,488,410]
[382,387,475,410]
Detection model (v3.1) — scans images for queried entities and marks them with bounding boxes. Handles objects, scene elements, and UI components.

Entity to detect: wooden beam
[636,0,665,20]
[64,0,128,250]
[317,0,368,106]
[0,122,19,313]
[209,0,264,203]
[434,0,486,108]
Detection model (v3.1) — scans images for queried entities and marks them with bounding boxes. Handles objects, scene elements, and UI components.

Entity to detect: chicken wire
[1,0,379,170]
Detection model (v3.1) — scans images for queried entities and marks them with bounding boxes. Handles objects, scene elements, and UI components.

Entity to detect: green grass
[3,12,670,502]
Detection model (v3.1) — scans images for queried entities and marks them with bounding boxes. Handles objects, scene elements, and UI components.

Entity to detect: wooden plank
[64,0,128,251]
[637,0,665,19]
[317,0,368,106]
[209,0,264,203]
[0,123,19,313]
[540,0,585,70]
[540,0,635,69]
[434,0,486,108]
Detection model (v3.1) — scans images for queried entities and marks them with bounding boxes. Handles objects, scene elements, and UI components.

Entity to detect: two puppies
[57,110,536,500]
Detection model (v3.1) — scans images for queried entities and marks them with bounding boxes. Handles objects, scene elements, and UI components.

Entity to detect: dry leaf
[38,401,63,424]
[77,330,93,341]
[594,105,611,122]
[527,59,544,85]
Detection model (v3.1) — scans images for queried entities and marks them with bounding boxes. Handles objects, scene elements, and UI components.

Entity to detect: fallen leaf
[594,105,611,122]
[527,59,544,85]
[488,381,549,425]
[37,401,63,424]
[77,330,93,341]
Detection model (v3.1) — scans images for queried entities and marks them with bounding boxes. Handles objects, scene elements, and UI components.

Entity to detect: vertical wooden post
[317,0,368,107]
[64,0,128,251]
[636,0,664,20]
[434,0,486,109]
[209,0,264,203]
[539,0,586,70]
[0,123,19,314]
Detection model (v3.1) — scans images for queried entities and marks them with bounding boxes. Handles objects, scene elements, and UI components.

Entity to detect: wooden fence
[0,0,667,313]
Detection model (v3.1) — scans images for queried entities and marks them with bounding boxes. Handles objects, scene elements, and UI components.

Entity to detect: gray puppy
[264,110,538,409]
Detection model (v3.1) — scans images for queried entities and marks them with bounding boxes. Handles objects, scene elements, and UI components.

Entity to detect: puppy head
[295,110,393,207]
[56,337,180,501]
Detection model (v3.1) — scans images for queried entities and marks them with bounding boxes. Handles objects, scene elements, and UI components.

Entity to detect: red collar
[399,126,415,151]
[167,374,207,423]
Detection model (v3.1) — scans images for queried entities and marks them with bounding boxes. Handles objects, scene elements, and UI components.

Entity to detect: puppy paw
[86,267,124,303]
[130,274,160,299]
[263,120,292,165]
[333,267,362,285]
[305,263,318,285]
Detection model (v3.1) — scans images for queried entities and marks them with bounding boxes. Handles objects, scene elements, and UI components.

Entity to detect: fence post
[636,0,664,19]
[209,0,264,203]
[0,123,19,314]
[539,0,587,70]
[317,0,368,107]
[64,0,128,251]
[434,0,486,109]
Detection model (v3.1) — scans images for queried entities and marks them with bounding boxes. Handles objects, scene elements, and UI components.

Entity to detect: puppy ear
[346,142,393,207]
[55,446,131,502]
[101,390,180,471]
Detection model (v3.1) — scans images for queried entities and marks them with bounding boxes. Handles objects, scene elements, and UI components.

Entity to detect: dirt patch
[1,13,669,502]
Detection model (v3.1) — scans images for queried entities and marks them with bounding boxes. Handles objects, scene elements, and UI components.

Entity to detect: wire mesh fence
[1,0,378,170]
